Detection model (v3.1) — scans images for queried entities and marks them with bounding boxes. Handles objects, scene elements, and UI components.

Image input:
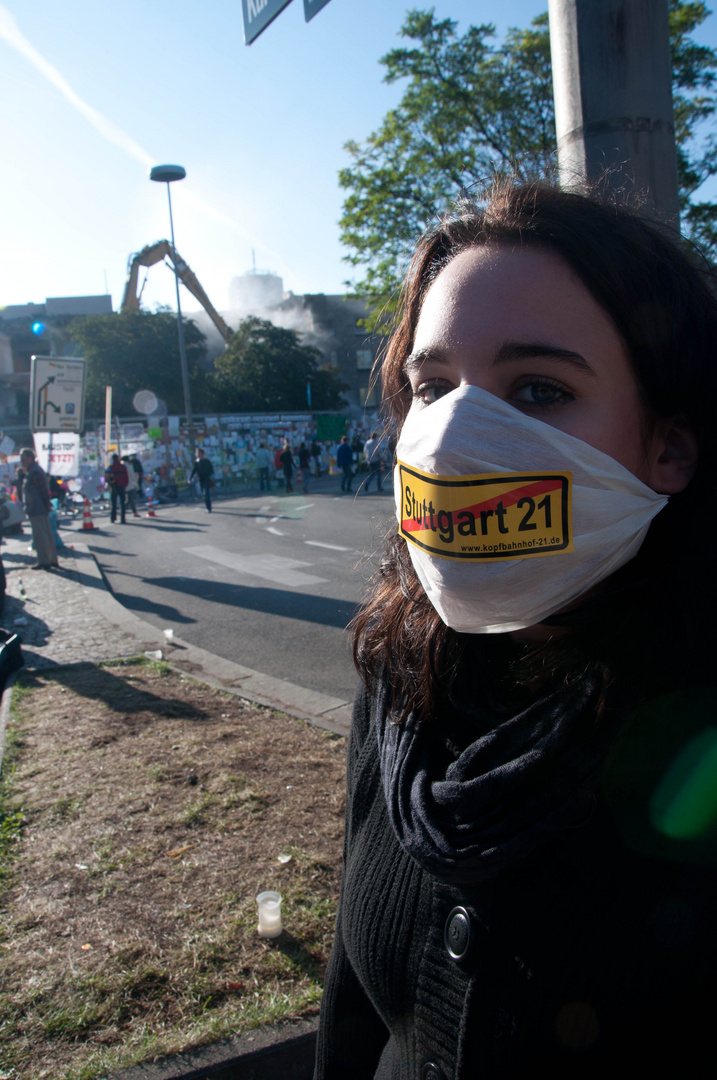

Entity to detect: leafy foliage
[340,4,717,328]
[68,308,208,417]
[210,316,348,412]
[670,2,717,247]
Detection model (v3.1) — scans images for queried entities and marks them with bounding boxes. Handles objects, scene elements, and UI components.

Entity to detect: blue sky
[1,0,716,318]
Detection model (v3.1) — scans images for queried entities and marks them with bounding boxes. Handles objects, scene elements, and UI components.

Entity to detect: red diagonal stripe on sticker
[402,478,561,533]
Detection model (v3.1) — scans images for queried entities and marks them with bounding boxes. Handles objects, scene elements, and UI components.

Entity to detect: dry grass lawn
[0,659,346,1079]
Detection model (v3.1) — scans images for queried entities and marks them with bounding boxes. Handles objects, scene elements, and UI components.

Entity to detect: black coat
[315,684,717,1079]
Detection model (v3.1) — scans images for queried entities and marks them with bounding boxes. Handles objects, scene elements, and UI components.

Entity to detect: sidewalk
[0,527,351,737]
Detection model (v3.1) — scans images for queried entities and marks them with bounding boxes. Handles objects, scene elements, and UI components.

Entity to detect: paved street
[74,478,395,703]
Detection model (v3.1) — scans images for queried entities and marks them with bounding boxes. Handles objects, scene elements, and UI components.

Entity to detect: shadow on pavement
[0,593,51,650]
[113,574,356,630]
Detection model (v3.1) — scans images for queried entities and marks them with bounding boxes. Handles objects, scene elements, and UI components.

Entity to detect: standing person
[105,454,128,524]
[279,440,295,494]
[20,448,58,569]
[298,443,311,495]
[361,431,384,493]
[190,448,214,512]
[311,439,322,478]
[314,181,717,1078]
[351,433,364,462]
[122,456,141,517]
[336,435,354,493]
[255,443,272,492]
[130,454,144,497]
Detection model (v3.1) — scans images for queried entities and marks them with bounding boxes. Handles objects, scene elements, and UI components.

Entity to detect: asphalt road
[77,477,395,703]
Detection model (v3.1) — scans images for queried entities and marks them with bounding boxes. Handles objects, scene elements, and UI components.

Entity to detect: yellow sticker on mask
[397,461,573,561]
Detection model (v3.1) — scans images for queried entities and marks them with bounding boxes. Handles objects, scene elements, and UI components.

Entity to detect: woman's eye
[412,381,454,406]
[511,379,574,409]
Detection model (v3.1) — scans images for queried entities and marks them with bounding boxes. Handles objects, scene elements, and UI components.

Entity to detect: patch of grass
[50,794,82,822]
[0,693,29,889]
[181,792,216,828]
[0,806,24,885]
[0,661,344,1080]
[222,776,268,815]
[101,655,172,676]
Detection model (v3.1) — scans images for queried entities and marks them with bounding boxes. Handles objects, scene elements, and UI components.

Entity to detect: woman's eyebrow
[494,341,597,375]
[403,343,598,378]
[403,348,448,376]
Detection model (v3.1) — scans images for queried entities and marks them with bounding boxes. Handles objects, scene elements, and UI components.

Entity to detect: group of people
[105,448,216,518]
[270,441,313,495]
[337,431,391,494]
[104,454,145,524]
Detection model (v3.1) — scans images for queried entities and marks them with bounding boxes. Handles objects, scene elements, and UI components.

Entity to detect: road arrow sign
[30,357,86,433]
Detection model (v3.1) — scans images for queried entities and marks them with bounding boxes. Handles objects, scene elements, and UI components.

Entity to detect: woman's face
[405,245,670,489]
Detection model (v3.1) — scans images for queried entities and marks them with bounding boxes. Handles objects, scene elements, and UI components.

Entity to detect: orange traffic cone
[82,497,96,531]
[146,495,157,518]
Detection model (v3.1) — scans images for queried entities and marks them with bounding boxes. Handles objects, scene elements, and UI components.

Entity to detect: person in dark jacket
[105,454,128,524]
[298,443,311,494]
[337,435,353,493]
[130,454,144,497]
[20,448,58,569]
[279,441,295,494]
[190,448,214,512]
[314,181,717,1078]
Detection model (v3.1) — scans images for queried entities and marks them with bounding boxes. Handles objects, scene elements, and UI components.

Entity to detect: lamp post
[148,163,195,454]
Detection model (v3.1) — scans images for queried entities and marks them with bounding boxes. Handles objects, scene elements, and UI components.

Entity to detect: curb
[71,542,352,737]
[0,669,19,776]
[107,1018,318,1080]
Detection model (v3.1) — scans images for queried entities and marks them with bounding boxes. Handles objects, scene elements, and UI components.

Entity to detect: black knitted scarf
[376,666,619,884]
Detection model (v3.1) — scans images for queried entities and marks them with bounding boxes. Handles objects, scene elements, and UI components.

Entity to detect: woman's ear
[648,415,699,494]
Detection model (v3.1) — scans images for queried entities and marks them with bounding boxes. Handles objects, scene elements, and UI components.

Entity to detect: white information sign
[30,356,86,433]
[33,432,81,477]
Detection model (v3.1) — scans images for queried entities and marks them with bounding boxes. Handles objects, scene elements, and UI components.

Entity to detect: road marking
[270,516,280,523]
[305,541,350,552]
[267,527,284,536]
[183,545,327,587]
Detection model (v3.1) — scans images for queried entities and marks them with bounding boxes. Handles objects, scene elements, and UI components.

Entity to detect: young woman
[314,182,717,1078]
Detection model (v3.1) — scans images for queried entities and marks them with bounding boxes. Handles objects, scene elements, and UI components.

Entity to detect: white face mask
[394,384,668,634]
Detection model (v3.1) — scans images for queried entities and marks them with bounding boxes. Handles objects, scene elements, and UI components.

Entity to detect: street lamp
[148,163,194,453]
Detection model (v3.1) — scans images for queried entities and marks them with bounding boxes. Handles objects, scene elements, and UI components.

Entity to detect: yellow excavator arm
[121,240,234,343]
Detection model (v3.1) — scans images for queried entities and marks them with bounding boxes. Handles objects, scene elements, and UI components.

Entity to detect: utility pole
[548,0,680,227]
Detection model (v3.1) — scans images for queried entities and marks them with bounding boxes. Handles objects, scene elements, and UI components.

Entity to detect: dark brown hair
[353,180,717,718]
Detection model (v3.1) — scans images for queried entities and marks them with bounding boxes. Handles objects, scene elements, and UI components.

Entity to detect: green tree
[671,2,717,246]
[340,4,717,328]
[210,316,348,412]
[68,308,208,417]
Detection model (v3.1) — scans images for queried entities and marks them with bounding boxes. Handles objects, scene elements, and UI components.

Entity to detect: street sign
[241,0,293,44]
[33,432,81,477]
[304,0,331,21]
[29,356,86,433]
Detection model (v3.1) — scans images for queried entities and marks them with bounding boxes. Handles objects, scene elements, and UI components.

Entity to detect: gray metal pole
[548,0,680,227]
[165,182,195,454]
